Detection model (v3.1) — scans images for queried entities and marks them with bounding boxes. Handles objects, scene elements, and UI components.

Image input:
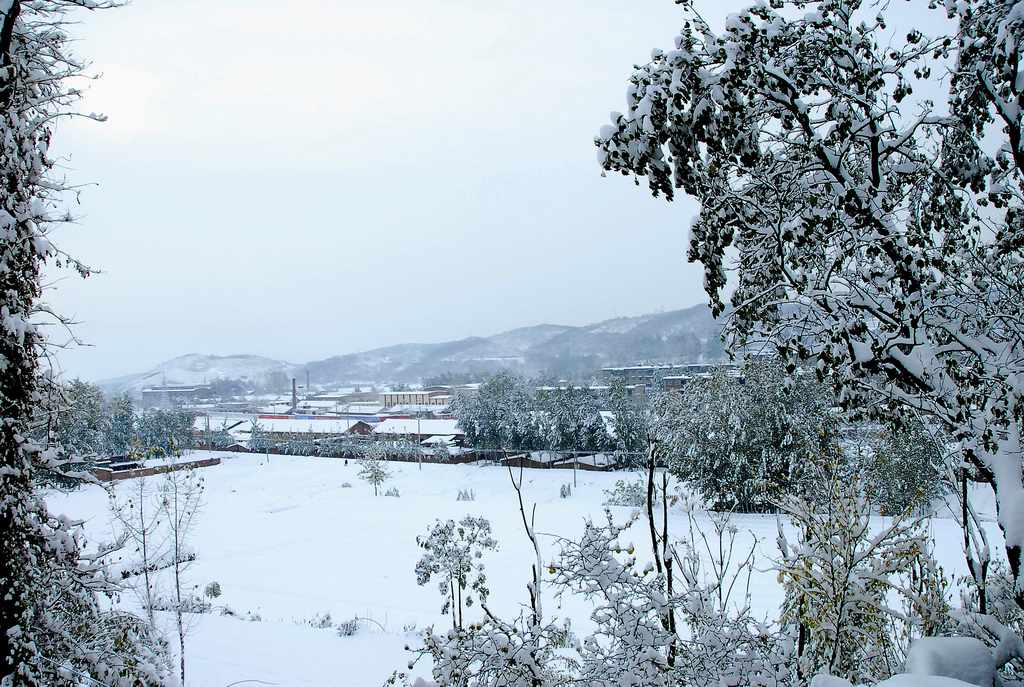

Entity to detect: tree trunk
[662,472,676,667]
[139,481,155,626]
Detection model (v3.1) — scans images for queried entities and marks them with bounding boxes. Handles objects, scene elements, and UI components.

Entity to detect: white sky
[45,0,749,381]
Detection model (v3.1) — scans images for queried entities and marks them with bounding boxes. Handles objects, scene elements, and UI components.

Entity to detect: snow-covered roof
[372,418,462,436]
[297,400,341,409]
[552,453,618,468]
[421,435,457,446]
[256,417,368,435]
[383,404,451,414]
[341,402,384,413]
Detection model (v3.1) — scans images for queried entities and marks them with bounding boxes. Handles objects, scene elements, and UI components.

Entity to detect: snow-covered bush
[204,581,222,600]
[415,516,498,629]
[337,617,361,637]
[777,475,950,684]
[433,442,451,463]
[306,612,333,629]
[456,488,475,502]
[602,478,647,507]
[385,487,401,498]
[559,483,572,499]
[341,482,352,488]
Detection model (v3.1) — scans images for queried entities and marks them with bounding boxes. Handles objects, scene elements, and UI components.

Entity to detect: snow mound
[878,675,983,687]
[812,673,981,687]
[905,637,995,687]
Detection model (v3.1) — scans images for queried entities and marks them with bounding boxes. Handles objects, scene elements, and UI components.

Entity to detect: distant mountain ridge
[98,304,725,393]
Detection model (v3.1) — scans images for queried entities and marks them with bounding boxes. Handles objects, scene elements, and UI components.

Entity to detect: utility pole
[291,378,297,414]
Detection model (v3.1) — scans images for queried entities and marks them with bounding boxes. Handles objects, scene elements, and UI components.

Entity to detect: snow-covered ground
[46,451,1004,687]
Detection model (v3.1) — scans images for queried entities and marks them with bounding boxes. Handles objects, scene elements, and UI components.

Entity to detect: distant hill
[97,353,297,396]
[98,304,726,391]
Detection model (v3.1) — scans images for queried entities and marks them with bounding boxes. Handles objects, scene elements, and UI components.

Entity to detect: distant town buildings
[141,384,211,409]
[379,389,451,408]
[601,363,738,389]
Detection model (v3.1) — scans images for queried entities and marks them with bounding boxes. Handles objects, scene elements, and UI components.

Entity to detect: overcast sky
[45,0,741,381]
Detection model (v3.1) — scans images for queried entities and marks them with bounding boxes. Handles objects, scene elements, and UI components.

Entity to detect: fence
[192,442,623,472]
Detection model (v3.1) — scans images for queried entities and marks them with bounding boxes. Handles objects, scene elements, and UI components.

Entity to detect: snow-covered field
[46,451,1004,687]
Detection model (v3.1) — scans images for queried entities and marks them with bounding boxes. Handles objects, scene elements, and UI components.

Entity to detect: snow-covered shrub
[337,617,361,637]
[219,606,236,617]
[456,488,475,502]
[307,612,333,629]
[415,516,498,629]
[602,479,647,507]
[151,594,210,614]
[403,501,791,687]
[433,442,451,463]
[245,611,262,622]
[777,474,949,684]
[341,481,352,488]
[204,581,222,599]
[29,567,176,685]
[385,487,401,498]
[559,483,572,499]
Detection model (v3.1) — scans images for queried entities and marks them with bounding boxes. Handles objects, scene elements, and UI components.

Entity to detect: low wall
[93,457,221,482]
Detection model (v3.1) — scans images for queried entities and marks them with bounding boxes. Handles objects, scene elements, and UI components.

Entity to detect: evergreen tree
[55,380,105,459]
[136,409,195,458]
[664,359,837,512]
[451,372,542,452]
[103,393,135,457]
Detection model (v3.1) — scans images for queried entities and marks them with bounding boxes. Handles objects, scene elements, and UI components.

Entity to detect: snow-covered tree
[537,385,611,454]
[415,516,498,630]
[662,359,838,512]
[605,381,649,465]
[595,0,1024,603]
[136,409,194,458]
[111,470,163,626]
[55,379,105,459]
[861,417,948,516]
[159,465,203,686]
[1,1,173,684]
[452,373,542,452]
[103,393,135,457]
[358,444,392,496]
